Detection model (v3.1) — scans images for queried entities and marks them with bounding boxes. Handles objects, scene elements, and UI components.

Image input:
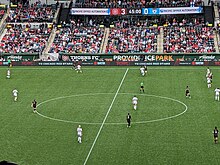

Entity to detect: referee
[127,113,131,128]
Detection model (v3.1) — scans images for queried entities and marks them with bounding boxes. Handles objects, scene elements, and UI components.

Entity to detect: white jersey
[140,67,145,73]
[215,88,220,96]
[207,77,211,84]
[7,70,10,76]
[77,127,82,137]
[76,65,81,70]
[206,69,210,77]
[13,89,18,97]
[207,68,210,74]
[132,97,138,105]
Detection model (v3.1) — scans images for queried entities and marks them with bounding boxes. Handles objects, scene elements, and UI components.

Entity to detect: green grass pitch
[1,66,220,165]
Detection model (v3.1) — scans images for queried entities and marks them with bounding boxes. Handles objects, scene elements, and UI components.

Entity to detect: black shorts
[141,86,144,89]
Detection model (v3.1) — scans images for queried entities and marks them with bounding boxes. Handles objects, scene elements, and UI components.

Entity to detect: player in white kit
[132,96,138,110]
[207,77,211,88]
[76,64,82,73]
[214,88,220,101]
[6,69,10,79]
[77,125,82,143]
[140,67,145,76]
[206,67,211,78]
[12,89,18,101]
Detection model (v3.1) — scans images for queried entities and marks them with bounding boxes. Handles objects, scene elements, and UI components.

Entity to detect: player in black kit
[32,99,37,113]
[144,66,148,75]
[213,127,219,144]
[185,86,191,98]
[127,113,131,128]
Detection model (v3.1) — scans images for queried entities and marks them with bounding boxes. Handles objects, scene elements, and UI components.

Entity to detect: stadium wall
[1,61,220,66]
[1,53,220,66]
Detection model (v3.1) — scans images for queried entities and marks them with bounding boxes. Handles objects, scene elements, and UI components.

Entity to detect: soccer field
[1,66,220,165]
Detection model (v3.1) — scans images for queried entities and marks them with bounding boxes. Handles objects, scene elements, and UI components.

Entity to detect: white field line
[83,68,129,165]
[36,93,188,125]
[36,93,115,125]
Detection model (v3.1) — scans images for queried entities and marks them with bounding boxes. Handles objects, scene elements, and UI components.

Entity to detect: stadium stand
[49,19,105,53]
[106,27,158,53]
[0,23,51,53]
[0,9,5,20]
[163,17,216,53]
[6,2,56,22]
[105,19,158,53]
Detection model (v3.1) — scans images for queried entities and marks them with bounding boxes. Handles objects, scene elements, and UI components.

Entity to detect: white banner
[159,7,203,14]
[70,8,110,15]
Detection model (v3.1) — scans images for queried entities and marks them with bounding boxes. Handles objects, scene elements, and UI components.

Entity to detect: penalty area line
[83,68,129,165]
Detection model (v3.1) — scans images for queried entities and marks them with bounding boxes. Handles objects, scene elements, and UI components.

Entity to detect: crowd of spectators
[0,9,5,20]
[75,0,203,8]
[0,23,51,53]
[163,17,216,53]
[50,19,104,54]
[7,1,56,22]
[106,20,158,53]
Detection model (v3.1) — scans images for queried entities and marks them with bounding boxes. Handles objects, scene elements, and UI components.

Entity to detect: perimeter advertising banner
[142,7,203,15]
[70,8,110,15]
[0,54,219,66]
[2,61,220,66]
[1,53,39,61]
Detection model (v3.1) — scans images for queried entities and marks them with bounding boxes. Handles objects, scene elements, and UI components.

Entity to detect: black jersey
[185,89,190,95]
[213,129,219,137]
[32,100,37,108]
[127,114,131,121]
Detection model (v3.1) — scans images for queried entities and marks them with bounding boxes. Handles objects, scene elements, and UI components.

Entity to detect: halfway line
[83,68,129,165]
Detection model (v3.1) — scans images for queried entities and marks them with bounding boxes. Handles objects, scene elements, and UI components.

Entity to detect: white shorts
[132,101,137,105]
[14,94,17,97]
[78,132,82,137]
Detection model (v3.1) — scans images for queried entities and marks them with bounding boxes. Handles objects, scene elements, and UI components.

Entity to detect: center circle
[36,93,188,125]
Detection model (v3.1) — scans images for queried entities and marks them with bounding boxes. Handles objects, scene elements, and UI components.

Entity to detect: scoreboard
[70,7,203,15]
[110,8,142,15]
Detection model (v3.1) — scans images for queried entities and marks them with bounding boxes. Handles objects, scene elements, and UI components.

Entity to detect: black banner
[1,61,220,66]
